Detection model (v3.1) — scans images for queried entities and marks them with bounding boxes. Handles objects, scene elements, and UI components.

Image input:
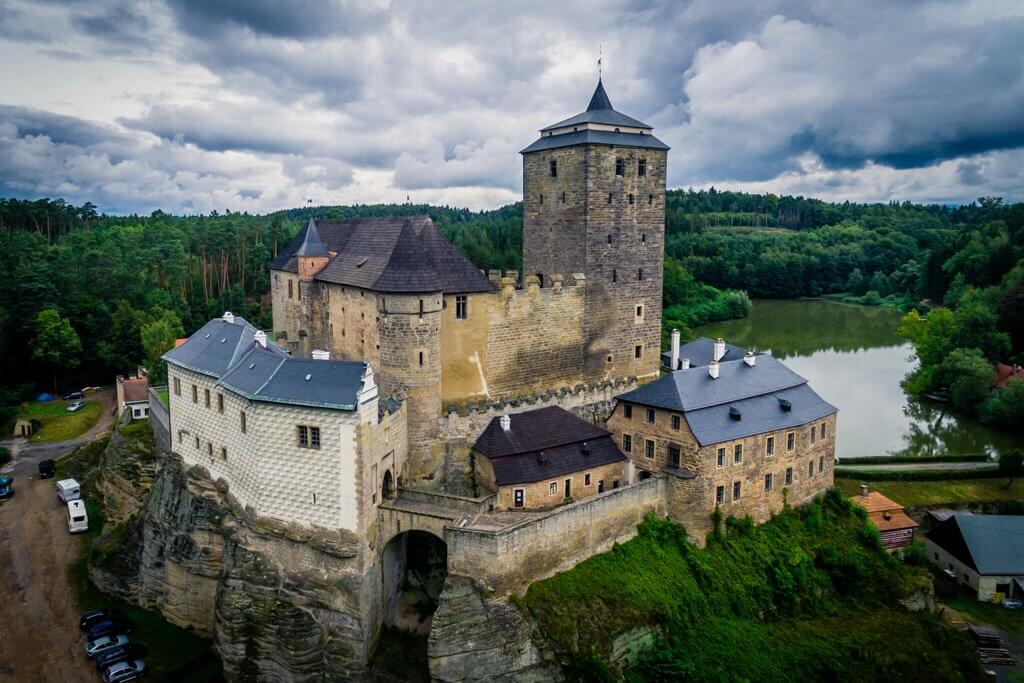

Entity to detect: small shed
[852,489,918,551]
[13,418,35,438]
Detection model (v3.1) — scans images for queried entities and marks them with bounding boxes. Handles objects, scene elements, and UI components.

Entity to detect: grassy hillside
[522,490,984,682]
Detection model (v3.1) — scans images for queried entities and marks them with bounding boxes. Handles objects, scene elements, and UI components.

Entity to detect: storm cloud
[0,0,1022,213]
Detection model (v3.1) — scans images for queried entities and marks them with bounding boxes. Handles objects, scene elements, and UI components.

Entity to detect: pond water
[696,299,1024,459]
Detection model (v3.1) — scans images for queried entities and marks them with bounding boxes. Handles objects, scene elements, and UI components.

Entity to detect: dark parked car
[62,391,84,401]
[80,608,122,631]
[0,476,13,500]
[102,659,146,683]
[96,644,146,672]
[38,459,56,479]
[88,618,132,640]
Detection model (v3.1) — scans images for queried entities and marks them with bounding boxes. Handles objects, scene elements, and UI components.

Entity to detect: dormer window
[549,159,557,177]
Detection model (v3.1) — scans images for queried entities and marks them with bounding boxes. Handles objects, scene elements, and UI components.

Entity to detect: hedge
[835,468,1002,482]
[836,454,989,466]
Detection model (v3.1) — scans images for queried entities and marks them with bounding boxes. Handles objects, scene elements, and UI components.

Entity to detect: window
[668,445,681,468]
[623,434,632,452]
[638,158,646,177]
[207,442,213,457]
[641,233,646,243]
[514,489,525,508]
[173,377,181,396]
[549,481,558,496]
[191,385,198,403]
[584,472,591,486]
[624,404,632,419]
[734,444,743,463]
[607,192,613,204]
[419,351,424,366]
[539,193,543,204]
[733,481,742,500]
[615,159,624,176]
[671,415,681,430]
[418,299,424,318]
[298,425,308,448]
[561,191,566,203]
[821,422,827,438]
[288,280,293,299]
[133,408,141,418]
[612,479,620,489]
[716,485,725,505]
[612,268,617,283]
[766,436,775,456]
[549,159,557,177]
[240,411,247,434]
[217,393,224,414]
[787,432,795,450]
[194,436,200,450]
[645,439,655,459]
[204,389,210,408]
[808,461,815,478]
[221,447,227,461]
[636,304,644,318]
[635,344,642,359]
[717,448,726,468]
[598,480,605,493]
[646,408,655,423]
[819,456,825,474]
[638,268,644,281]
[455,295,468,320]
[811,426,817,443]
[785,467,793,485]
[765,473,774,492]
[310,426,320,449]
[628,193,635,205]
[648,194,654,205]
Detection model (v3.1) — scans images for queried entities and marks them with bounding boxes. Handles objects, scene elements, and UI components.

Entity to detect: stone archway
[638,469,653,481]
[380,530,448,635]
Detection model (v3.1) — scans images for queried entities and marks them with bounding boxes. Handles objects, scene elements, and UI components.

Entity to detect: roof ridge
[251,353,288,398]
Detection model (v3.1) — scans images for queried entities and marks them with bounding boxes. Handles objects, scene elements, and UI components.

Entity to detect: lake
[696,299,1024,459]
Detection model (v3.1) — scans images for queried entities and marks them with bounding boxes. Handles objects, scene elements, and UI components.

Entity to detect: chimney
[744,350,756,367]
[254,330,267,348]
[500,414,511,432]
[670,329,681,371]
[859,484,869,497]
[714,337,726,362]
[681,358,690,370]
[708,359,720,379]
[312,349,330,360]
[222,311,235,324]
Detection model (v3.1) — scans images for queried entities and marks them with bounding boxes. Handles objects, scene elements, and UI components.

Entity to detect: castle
[160,79,837,679]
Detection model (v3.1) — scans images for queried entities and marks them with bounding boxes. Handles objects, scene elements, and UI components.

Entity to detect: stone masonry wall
[490,460,626,511]
[446,477,665,595]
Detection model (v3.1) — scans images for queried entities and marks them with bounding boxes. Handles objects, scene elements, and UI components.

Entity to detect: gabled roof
[852,491,905,514]
[487,435,626,486]
[661,337,749,369]
[121,377,149,403]
[683,383,836,446]
[295,217,329,257]
[474,406,609,458]
[927,514,1024,575]
[271,216,495,294]
[163,315,368,411]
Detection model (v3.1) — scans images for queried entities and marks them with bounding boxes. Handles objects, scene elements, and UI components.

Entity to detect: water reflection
[697,300,1023,459]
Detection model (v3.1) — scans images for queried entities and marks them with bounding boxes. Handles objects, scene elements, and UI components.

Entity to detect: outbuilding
[925,514,1024,601]
[851,488,918,551]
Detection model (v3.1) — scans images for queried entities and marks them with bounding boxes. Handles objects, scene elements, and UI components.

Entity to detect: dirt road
[0,389,116,682]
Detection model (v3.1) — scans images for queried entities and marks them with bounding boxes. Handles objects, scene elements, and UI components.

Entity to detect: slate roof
[473,406,626,486]
[271,216,494,294]
[927,514,1024,576]
[540,79,653,131]
[617,354,837,446]
[661,336,749,369]
[164,315,367,411]
[294,217,329,257]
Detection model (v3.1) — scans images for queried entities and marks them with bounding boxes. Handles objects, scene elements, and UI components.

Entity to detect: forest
[1,191,1021,431]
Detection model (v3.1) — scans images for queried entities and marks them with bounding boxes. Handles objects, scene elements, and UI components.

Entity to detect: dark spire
[587,78,613,111]
[295,217,329,257]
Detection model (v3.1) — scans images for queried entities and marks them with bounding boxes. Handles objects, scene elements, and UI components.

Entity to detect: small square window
[638,158,646,177]
[646,408,655,423]
[549,159,557,177]
[549,481,558,495]
[716,485,725,505]
[645,439,655,459]
[585,472,592,486]
[623,434,632,452]
[734,444,743,463]
[624,404,632,419]
[733,481,742,500]
[615,159,624,176]
[671,415,681,430]
[717,448,725,468]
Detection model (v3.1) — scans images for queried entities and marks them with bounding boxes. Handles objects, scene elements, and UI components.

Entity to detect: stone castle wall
[446,477,666,595]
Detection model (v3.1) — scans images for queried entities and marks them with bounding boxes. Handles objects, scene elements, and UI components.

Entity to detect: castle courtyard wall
[484,460,626,511]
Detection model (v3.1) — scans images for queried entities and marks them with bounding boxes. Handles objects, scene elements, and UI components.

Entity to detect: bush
[979,379,1024,428]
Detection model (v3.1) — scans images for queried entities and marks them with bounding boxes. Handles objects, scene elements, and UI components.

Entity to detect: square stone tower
[521,79,668,383]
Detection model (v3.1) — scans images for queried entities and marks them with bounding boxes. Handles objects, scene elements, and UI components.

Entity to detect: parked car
[66,499,89,534]
[57,478,81,503]
[1004,599,1022,610]
[38,459,56,479]
[84,634,129,659]
[88,617,132,640]
[67,400,85,412]
[95,644,145,672]
[62,391,84,401]
[102,659,146,683]
[80,608,123,631]
[0,476,13,500]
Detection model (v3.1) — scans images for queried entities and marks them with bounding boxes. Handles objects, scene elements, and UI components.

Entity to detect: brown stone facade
[475,457,626,511]
[607,403,837,540]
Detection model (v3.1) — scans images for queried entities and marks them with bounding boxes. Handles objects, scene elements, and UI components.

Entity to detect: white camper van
[66,499,88,533]
[56,478,81,503]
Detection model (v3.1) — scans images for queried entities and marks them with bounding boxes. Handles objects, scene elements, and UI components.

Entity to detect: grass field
[943,592,1024,642]
[21,399,103,443]
[837,477,1024,508]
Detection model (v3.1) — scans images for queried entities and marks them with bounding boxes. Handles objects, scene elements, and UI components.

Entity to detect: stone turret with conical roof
[296,218,331,281]
[521,77,668,385]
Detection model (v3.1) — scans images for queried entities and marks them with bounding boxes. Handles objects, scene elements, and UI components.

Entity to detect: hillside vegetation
[522,490,984,682]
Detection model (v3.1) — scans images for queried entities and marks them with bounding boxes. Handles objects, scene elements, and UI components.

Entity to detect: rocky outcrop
[94,423,157,525]
[428,576,558,683]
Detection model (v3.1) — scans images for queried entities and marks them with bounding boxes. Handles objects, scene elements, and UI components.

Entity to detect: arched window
[382,469,395,500]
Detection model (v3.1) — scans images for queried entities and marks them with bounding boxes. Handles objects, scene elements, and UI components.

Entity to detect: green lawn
[943,592,1024,642]
[837,477,1024,508]
[157,389,169,407]
[21,399,103,443]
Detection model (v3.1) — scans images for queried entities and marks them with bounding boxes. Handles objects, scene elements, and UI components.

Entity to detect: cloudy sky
[1,0,1023,214]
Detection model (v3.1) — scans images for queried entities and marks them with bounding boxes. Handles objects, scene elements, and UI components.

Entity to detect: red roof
[122,377,149,403]
[994,363,1024,388]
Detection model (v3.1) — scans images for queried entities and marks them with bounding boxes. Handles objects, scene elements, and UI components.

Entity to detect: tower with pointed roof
[295,217,331,281]
[521,78,669,384]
